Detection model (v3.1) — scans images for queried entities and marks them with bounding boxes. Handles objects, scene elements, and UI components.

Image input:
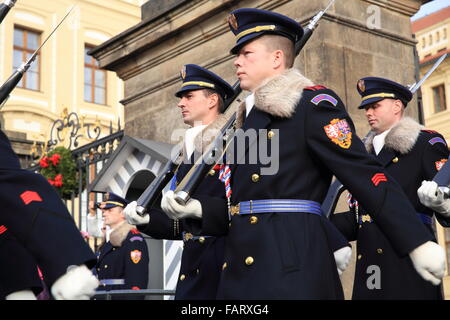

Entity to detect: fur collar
[364,117,423,154]
[109,222,135,247]
[236,68,315,128]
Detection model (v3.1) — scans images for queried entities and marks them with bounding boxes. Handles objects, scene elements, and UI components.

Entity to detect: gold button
[359,225,362,229]
[222,262,227,270]
[251,174,260,183]
[357,254,362,260]
[228,222,232,228]
[230,205,239,216]
[267,130,275,139]
[208,169,216,176]
[104,265,108,269]
[199,236,205,244]
[180,274,186,281]
[377,248,383,254]
[245,256,254,266]
[102,283,106,287]
[249,216,258,224]
[392,157,399,163]
[196,269,200,275]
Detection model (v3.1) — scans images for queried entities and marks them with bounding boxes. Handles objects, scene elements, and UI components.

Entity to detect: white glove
[5,289,37,300]
[334,246,352,276]
[124,201,150,225]
[161,190,202,219]
[409,241,446,286]
[51,265,99,300]
[418,180,450,216]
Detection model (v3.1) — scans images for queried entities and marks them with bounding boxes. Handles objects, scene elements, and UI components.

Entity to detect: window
[422,37,426,49]
[444,28,447,40]
[429,34,433,46]
[437,31,440,42]
[13,26,40,90]
[84,45,106,105]
[432,84,447,113]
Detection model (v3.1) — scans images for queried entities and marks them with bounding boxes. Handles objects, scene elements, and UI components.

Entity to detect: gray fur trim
[364,117,423,154]
[236,68,314,128]
[109,222,135,247]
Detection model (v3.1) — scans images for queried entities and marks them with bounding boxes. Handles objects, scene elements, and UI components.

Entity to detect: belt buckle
[230,204,240,216]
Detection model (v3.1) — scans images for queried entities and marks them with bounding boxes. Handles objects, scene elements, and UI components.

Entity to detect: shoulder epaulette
[304,85,327,91]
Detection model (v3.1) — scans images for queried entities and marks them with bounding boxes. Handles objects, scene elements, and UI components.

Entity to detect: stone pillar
[90,0,427,299]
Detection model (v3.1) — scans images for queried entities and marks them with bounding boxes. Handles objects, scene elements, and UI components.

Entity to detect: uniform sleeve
[123,235,149,292]
[330,211,358,242]
[421,133,450,226]
[304,89,433,256]
[137,207,183,240]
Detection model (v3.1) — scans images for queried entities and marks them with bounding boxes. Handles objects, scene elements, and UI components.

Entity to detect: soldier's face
[234,38,278,92]
[177,90,214,126]
[364,98,402,134]
[102,206,125,228]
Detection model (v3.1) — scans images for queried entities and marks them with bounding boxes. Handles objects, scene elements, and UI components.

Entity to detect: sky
[411,0,450,21]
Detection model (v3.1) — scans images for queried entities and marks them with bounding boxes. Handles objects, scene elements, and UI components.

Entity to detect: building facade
[0,0,142,166]
[412,4,450,299]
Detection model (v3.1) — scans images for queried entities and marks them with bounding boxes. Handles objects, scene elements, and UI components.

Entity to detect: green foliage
[39,146,78,199]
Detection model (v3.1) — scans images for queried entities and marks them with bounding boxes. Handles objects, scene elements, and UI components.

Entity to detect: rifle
[321,53,449,216]
[0,6,75,108]
[172,0,337,206]
[0,0,17,25]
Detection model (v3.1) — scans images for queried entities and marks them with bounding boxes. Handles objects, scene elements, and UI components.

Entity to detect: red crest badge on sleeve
[324,118,352,149]
[130,250,142,264]
[436,159,448,171]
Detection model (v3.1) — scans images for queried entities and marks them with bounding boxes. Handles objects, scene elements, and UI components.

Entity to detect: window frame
[84,44,107,105]
[13,25,42,91]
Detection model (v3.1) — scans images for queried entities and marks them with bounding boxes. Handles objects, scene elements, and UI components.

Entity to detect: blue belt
[358,213,432,225]
[99,279,125,286]
[230,199,322,216]
[182,232,212,243]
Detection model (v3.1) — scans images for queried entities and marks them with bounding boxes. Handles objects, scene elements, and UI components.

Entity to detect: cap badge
[228,14,238,31]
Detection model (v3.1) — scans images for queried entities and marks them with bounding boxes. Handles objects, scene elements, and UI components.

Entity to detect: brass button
[180,274,186,281]
[102,283,106,287]
[267,130,275,139]
[245,256,254,266]
[392,157,399,163]
[208,169,216,176]
[104,265,108,269]
[228,222,232,228]
[357,254,362,260]
[377,248,383,254]
[199,236,205,244]
[230,205,239,216]
[359,225,362,229]
[222,262,227,270]
[196,269,200,275]
[249,216,258,224]
[251,174,260,183]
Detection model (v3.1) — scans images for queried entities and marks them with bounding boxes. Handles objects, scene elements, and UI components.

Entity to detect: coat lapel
[230,107,272,172]
[375,147,397,167]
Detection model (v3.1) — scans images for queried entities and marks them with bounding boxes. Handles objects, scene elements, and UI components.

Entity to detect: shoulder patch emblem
[436,159,448,171]
[428,137,447,146]
[130,250,142,264]
[324,118,352,149]
[130,236,143,242]
[311,94,338,107]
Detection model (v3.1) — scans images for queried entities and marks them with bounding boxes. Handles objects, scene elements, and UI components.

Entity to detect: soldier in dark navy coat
[331,77,450,299]
[94,193,149,299]
[160,8,446,299]
[0,130,98,300]
[0,227,43,299]
[125,64,233,300]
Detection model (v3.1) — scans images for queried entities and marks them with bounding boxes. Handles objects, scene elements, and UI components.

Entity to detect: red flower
[50,154,61,166]
[54,174,63,187]
[40,156,49,168]
[47,178,55,186]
